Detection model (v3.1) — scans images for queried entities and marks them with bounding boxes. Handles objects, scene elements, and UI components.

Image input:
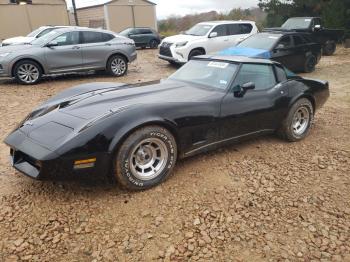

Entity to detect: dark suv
[119,27,161,49]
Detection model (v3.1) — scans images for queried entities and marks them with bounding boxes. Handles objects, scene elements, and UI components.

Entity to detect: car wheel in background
[107,55,128,77]
[188,49,205,60]
[303,54,317,73]
[14,60,42,85]
[278,98,314,142]
[115,125,177,190]
[323,41,336,56]
[149,39,159,49]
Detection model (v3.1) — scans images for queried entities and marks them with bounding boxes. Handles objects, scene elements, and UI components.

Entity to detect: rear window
[227,24,253,35]
[275,65,287,82]
[81,31,113,43]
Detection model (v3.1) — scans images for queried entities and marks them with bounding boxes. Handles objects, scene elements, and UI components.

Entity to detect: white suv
[158,21,259,64]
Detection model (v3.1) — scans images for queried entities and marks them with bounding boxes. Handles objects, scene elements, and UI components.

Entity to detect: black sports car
[4,56,329,190]
[220,31,322,73]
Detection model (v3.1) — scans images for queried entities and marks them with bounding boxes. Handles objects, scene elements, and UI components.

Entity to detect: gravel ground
[0,48,349,262]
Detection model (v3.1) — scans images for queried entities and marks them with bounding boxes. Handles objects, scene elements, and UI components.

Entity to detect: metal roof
[77,0,156,10]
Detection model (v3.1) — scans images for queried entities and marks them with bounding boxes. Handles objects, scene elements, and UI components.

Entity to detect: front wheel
[107,55,128,77]
[188,49,205,61]
[14,60,42,85]
[278,98,314,142]
[115,126,177,190]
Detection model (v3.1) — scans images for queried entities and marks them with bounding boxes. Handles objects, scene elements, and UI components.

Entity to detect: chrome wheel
[17,64,40,84]
[111,58,126,76]
[292,106,310,136]
[129,138,168,181]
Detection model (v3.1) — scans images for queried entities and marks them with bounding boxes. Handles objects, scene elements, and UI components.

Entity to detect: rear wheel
[303,54,317,73]
[188,49,205,60]
[323,41,336,56]
[149,39,159,49]
[115,126,177,190]
[278,98,314,142]
[107,55,128,77]
[14,60,42,85]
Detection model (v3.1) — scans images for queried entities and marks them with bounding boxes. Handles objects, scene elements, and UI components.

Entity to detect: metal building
[0,0,70,40]
[75,0,157,33]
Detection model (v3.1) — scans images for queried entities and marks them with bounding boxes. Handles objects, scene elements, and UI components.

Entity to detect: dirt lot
[0,48,349,262]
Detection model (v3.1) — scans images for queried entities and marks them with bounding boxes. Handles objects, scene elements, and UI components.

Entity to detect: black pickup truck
[266,17,344,56]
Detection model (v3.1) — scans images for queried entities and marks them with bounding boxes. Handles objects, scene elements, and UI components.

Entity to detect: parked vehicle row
[119,27,161,49]
[0,27,137,85]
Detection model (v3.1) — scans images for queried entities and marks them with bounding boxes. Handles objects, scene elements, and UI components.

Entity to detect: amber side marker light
[74,158,96,170]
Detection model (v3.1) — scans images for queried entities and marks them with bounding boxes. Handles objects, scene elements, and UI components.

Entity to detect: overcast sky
[66,0,260,19]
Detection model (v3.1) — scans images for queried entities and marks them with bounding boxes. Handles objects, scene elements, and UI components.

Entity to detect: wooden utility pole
[71,0,79,26]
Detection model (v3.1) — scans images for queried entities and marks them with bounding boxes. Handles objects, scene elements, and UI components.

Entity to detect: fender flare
[108,117,179,155]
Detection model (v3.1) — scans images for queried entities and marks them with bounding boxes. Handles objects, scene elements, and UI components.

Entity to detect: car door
[271,35,296,71]
[220,63,289,140]
[80,31,115,69]
[44,31,83,73]
[206,24,230,53]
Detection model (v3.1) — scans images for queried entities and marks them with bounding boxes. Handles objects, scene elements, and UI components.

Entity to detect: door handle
[105,43,112,46]
[224,39,229,42]
[72,46,80,50]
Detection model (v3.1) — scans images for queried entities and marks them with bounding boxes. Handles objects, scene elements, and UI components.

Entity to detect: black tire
[303,54,317,73]
[323,41,336,56]
[106,54,128,77]
[188,49,205,60]
[115,126,177,190]
[278,98,314,142]
[149,39,159,49]
[14,60,42,85]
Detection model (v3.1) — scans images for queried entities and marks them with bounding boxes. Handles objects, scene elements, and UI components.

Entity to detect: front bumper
[158,54,186,64]
[5,129,112,180]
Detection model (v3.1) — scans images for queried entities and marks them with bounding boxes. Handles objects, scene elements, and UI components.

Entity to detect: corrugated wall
[0,3,69,40]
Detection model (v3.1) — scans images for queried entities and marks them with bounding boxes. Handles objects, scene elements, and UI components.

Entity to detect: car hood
[2,36,35,45]
[219,47,272,59]
[162,34,205,44]
[58,80,217,120]
[0,44,35,54]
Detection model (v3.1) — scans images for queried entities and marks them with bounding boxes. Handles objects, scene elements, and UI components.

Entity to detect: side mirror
[234,82,255,97]
[242,82,255,91]
[314,24,321,31]
[275,44,285,50]
[209,32,218,38]
[46,41,58,48]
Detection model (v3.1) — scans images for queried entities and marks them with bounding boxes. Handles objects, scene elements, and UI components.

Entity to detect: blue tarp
[218,47,272,59]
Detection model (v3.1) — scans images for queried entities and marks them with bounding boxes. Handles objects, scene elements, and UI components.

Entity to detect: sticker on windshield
[207,61,229,69]
[268,36,279,39]
[305,19,311,22]
[220,80,228,85]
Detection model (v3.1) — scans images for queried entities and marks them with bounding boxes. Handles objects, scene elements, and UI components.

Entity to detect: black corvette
[4,56,329,190]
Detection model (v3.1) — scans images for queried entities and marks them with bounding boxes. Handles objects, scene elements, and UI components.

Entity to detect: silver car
[0,28,137,85]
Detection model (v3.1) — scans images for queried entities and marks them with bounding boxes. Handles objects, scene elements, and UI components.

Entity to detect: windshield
[169,60,238,90]
[31,30,59,45]
[282,18,312,30]
[238,33,281,49]
[27,27,46,37]
[185,24,213,36]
